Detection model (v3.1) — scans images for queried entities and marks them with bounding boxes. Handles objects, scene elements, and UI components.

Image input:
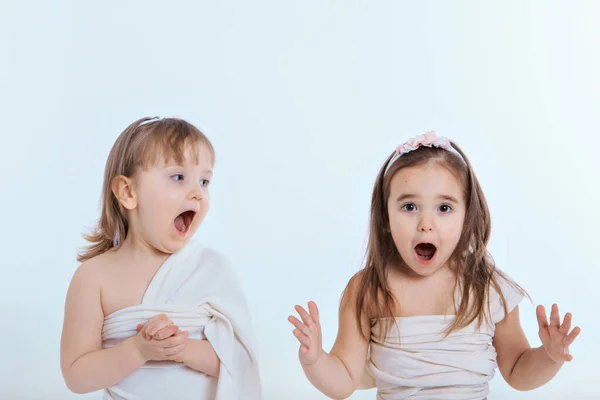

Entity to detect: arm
[60,263,145,394]
[493,304,580,391]
[289,278,370,399]
[183,339,220,377]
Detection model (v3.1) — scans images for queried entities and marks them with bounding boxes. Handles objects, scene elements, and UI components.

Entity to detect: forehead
[149,144,214,169]
[389,163,464,200]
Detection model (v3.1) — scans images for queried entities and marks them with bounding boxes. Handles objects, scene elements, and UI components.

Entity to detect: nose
[188,182,203,201]
[417,212,434,232]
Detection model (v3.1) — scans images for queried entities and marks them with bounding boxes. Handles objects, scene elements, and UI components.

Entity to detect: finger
[168,352,185,362]
[156,325,180,339]
[565,326,581,346]
[143,320,158,332]
[163,331,189,347]
[152,313,169,322]
[536,305,548,329]
[138,315,171,332]
[147,320,174,337]
[559,312,572,335]
[295,305,315,328]
[145,314,170,325]
[136,324,151,340]
[288,316,310,335]
[550,304,560,327]
[164,343,185,357]
[143,321,159,336]
[137,326,151,340]
[154,325,179,340]
[308,301,320,324]
[153,320,174,334]
[293,329,311,347]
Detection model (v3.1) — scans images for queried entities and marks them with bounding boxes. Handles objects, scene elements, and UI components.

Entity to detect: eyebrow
[165,165,213,176]
[197,168,214,177]
[395,194,460,203]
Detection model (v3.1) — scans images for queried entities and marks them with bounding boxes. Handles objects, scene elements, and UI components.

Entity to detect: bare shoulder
[489,268,527,324]
[338,269,374,337]
[69,252,113,290]
[63,251,120,323]
[340,270,367,309]
[63,252,117,316]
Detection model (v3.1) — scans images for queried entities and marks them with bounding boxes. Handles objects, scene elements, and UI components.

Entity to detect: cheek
[198,193,211,217]
[442,215,464,244]
[139,192,173,221]
[162,188,181,203]
[389,214,413,242]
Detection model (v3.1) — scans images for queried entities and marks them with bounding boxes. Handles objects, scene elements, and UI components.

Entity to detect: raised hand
[536,304,581,363]
[288,301,324,365]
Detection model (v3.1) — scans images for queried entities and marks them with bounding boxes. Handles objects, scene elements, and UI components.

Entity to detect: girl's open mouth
[415,243,437,263]
[174,210,196,234]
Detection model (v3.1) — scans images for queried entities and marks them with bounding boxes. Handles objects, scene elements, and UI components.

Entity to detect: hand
[134,314,188,362]
[136,314,180,340]
[536,304,581,363]
[288,301,324,365]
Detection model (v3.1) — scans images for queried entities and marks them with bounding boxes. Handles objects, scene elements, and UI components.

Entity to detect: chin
[405,265,440,277]
[153,238,190,255]
[403,256,449,278]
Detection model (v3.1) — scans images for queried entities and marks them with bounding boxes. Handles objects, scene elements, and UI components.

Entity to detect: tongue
[415,244,435,257]
[174,215,186,232]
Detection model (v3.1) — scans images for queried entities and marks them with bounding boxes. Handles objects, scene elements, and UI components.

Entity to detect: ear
[111,175,137,210]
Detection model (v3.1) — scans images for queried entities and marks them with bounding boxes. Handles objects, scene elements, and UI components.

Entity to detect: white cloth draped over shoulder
[101,239,261,400]
[359,273,524,400]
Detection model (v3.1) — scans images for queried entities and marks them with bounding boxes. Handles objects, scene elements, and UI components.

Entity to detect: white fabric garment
[101,239,261,400]
[359,273,524,400]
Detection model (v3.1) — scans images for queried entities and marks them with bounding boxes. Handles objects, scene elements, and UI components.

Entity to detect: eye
[439,204,453,213]
[171,174,184,181]
[402,203,417,212]
[200,179,210,187]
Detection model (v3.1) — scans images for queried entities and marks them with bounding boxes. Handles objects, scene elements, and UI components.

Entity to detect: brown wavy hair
[347,141,527,341]
[77,117,214,263]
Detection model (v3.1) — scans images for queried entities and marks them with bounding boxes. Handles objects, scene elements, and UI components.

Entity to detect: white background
[1,1,599,399]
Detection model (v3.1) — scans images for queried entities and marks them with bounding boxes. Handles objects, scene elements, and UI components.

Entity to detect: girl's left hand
[536,304,581,363]
[136,314,180,340]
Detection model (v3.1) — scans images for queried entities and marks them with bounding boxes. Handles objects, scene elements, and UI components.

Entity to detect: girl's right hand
[134,314,188,361]
[288,301,324,365]
[136,314,179,340]
[134,328,188,362]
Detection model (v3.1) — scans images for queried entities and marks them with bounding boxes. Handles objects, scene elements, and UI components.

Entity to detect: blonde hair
[346,142,528,341]
[77,117,214,262]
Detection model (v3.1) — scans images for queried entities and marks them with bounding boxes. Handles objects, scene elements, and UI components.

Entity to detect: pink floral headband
[383,131,458,175]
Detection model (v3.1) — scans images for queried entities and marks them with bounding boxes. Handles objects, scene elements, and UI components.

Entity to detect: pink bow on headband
[395,131,451,156]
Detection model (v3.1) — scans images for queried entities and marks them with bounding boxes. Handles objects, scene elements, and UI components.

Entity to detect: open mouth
[414,243,437,261]
[174,210,196,234]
